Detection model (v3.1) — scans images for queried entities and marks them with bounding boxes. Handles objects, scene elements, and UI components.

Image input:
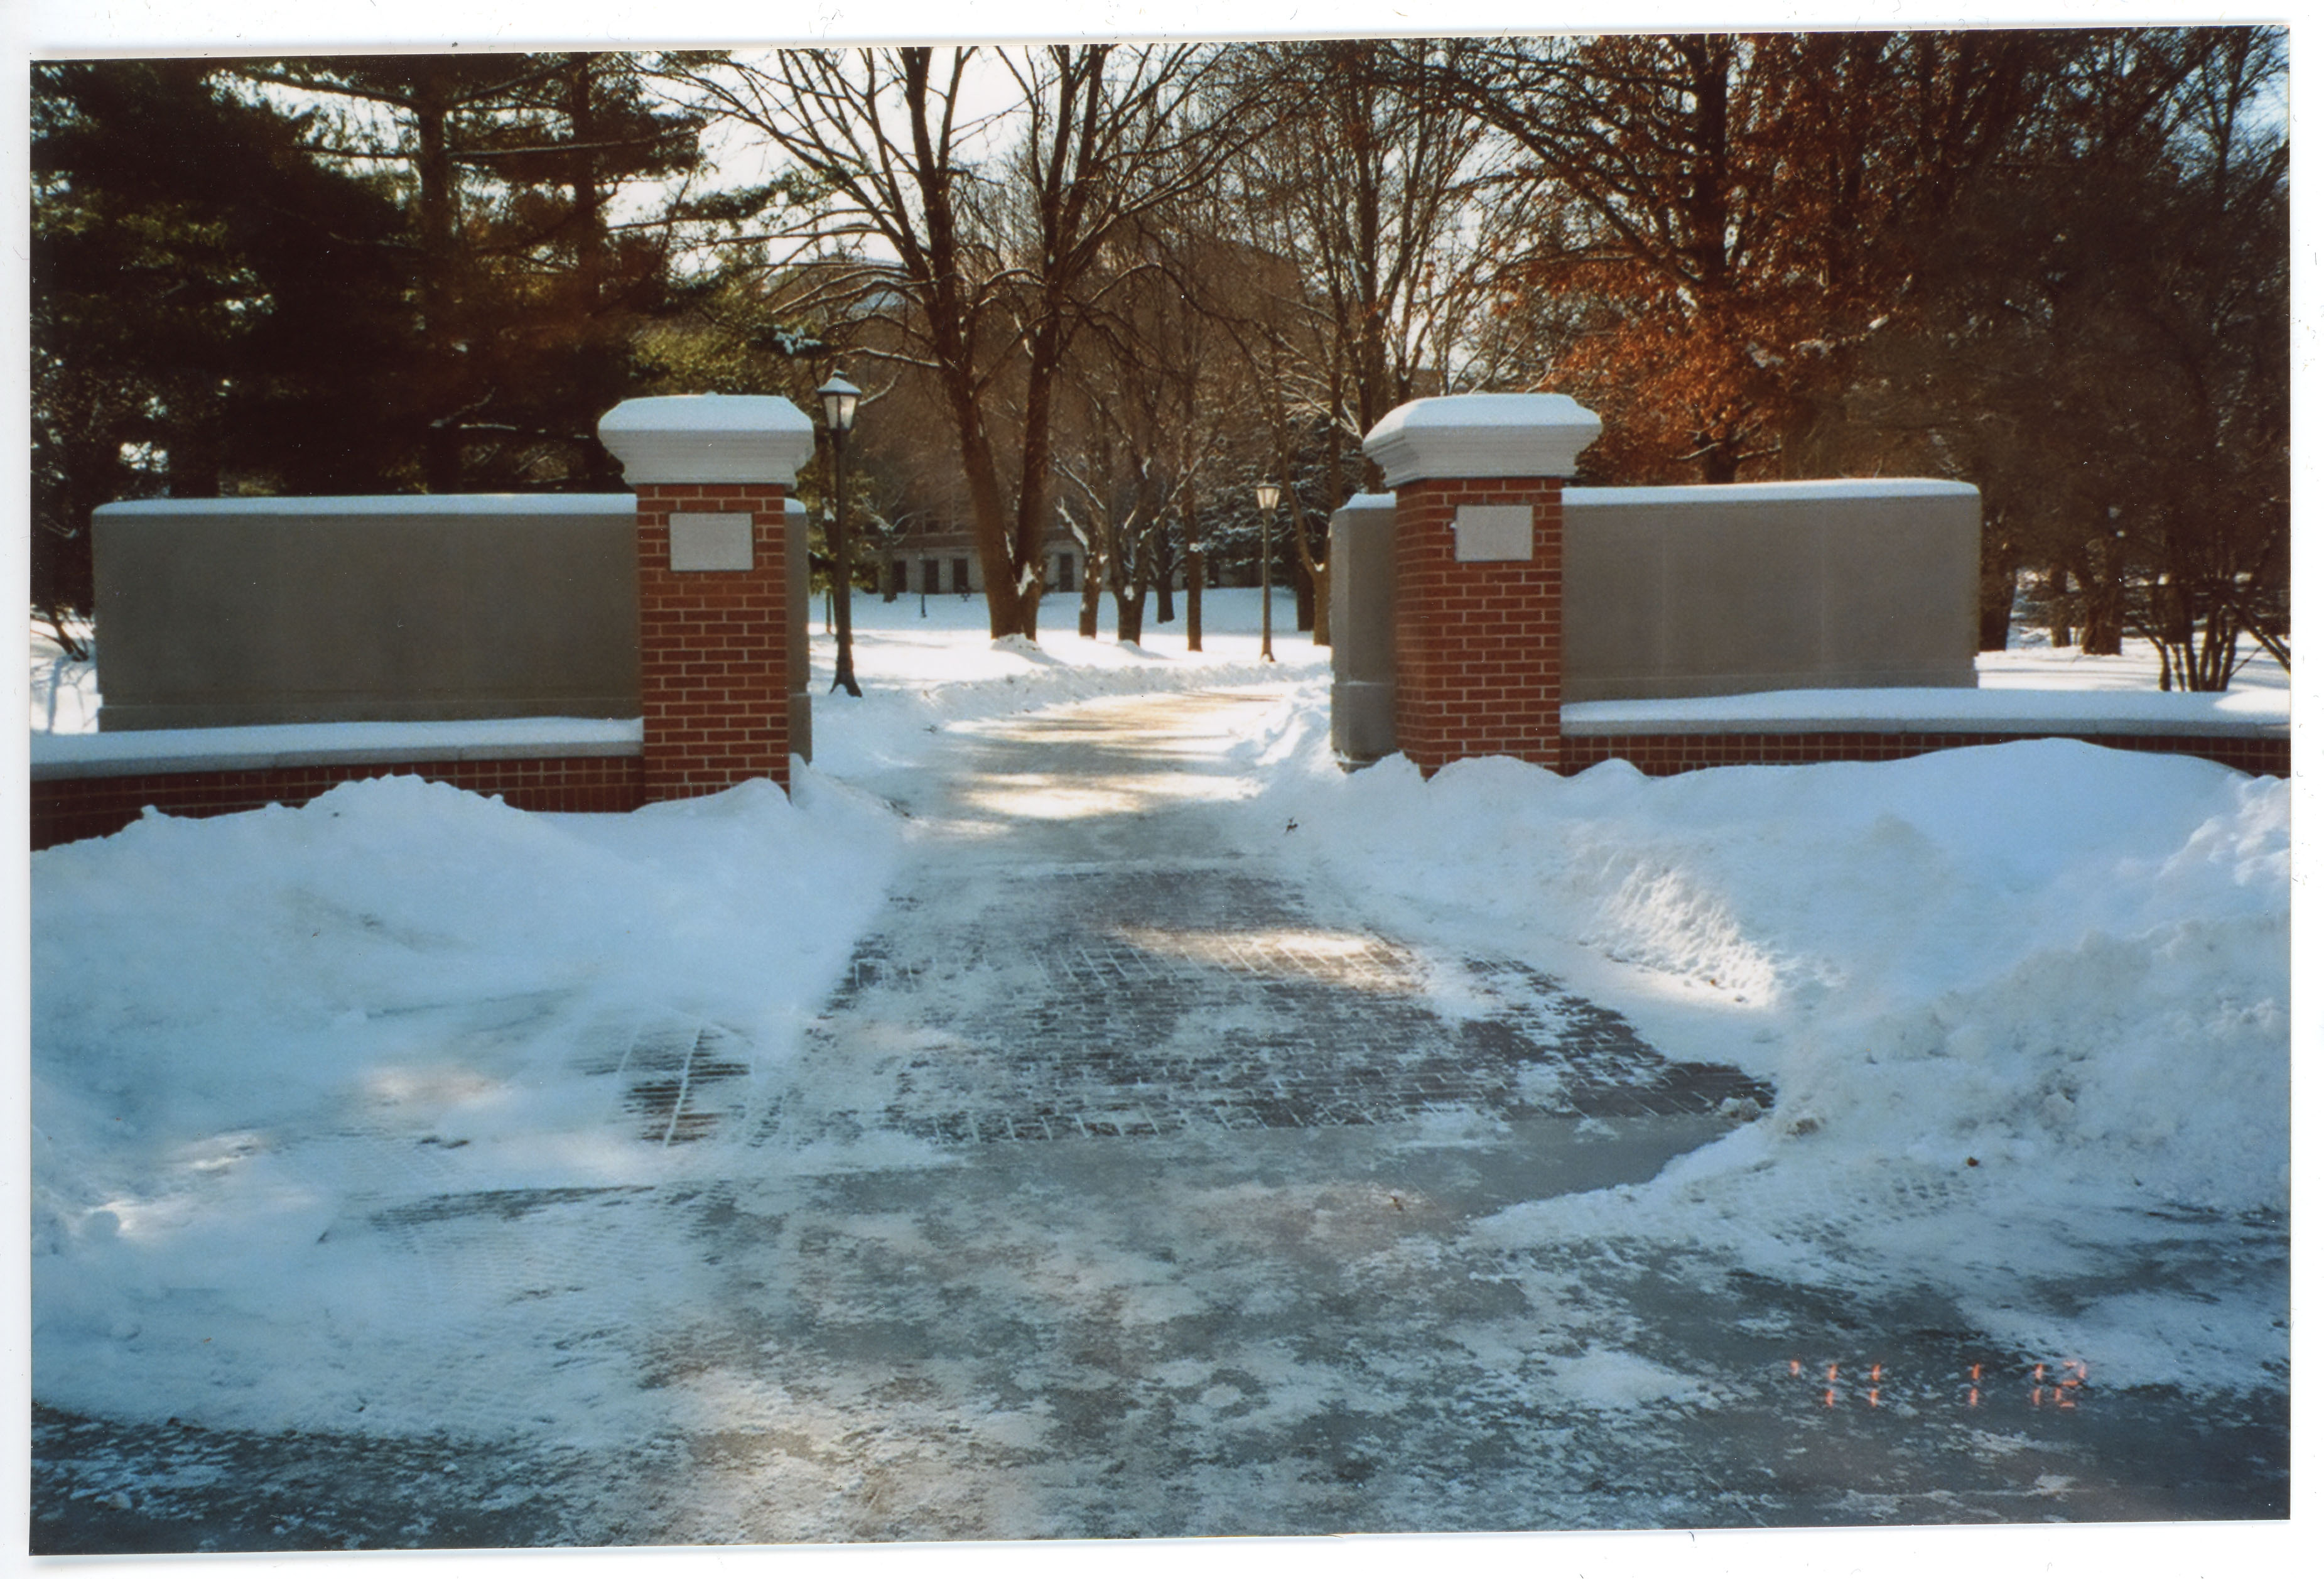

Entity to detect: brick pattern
[31,756,645,850]
[634,482,791,800]
[1562,730,2289,779]
[1393,477,1565,776]
[770,864,1773,1148]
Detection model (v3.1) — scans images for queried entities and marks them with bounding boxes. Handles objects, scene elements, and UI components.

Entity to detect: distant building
[878,510,1085,599]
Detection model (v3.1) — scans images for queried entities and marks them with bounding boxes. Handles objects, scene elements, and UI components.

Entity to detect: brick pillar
[1362,393,1601,778]
[598,395,815,801]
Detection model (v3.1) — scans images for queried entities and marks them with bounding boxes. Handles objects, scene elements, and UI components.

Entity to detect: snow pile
[36,771,899,1107]
[1269,727,2289,1384]
[31,769,904,1432]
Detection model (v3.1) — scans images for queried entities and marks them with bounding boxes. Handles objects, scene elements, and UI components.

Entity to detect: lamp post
[818,371,863,698]
[1186,534,1204,653]
[1255,481,1280,662]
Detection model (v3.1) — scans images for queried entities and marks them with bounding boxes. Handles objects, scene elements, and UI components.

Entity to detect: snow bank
[1267,715,2289,1386]
[34,771,898,1128]
[31,769,904,1432]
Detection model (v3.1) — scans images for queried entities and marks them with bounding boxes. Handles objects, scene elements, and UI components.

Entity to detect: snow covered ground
[22,590,2298,1553]
[29,616,100,735]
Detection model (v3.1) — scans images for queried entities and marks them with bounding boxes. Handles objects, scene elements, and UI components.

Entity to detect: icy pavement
[30,686,2289,1551]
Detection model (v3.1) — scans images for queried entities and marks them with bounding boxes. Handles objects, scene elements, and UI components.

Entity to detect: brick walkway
[602,686,1770,1156]
[781,864,1770,1147]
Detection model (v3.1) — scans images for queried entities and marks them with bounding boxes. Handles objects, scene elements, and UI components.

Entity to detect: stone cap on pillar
[598,394,816,485]
[1363,393,1602,488]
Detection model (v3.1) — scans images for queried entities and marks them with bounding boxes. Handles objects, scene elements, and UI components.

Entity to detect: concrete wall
[1328,495,1398,762]
[1561,479,1981,702]
[93,495,642,730]
[1329,476,1984,762]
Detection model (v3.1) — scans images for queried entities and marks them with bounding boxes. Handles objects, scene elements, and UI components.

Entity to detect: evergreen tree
[243,53,707,491]
[31,59,415,621]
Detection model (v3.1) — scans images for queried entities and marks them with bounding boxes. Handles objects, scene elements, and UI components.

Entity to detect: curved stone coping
[598,394,816,486]
[1364,393,1603,487]
[32,717,645,781]
[94,494,637,519]
[1563,686,2288,738]
[1565,478,1977,508]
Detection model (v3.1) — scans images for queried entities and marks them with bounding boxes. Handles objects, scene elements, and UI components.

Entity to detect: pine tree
[242,53,705,491]
[31,60,416,619]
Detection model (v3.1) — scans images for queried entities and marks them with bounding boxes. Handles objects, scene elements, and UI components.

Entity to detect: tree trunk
[166,422,222,498]
[1977,546,2017,652]
[2044,563,2073,648]
[2078,534,2125,655]
[1114,581,1146,643]
[944,365,1023,638]
[1003,270,1081,641]
[414,72,462,493]
[1287,486,1331,649]
[565,57,624,491]
[2195,605,2238,691]
[1079,520,1106,638]
[1154,529,1176,624]
[2155,576,2195,690]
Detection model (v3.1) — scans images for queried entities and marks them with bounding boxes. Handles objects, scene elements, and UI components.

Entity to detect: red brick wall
[634,482,792,798]
[1562,730,2288,779]
[1393,477,1565,775]
[32,755,646,850]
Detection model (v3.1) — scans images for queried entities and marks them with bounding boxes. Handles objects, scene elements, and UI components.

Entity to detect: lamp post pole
[1255,481,1280,663]
[819,372,863,698]
[1186,538,1204,653]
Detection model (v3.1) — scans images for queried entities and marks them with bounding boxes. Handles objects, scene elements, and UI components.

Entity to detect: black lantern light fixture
[817,371,864,697]
[818,372,860,437]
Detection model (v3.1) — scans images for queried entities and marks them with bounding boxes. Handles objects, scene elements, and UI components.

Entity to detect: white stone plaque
[668,511,755,572]
[1452,504,1534,562]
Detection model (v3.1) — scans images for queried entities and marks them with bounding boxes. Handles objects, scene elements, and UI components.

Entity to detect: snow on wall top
[94,495,638,518]
[31,715,644,781]
[597,394,816,486]
[1335,480,1974,514]
[1564,685,2286,737]
[1565,479,1978,507]
[1363,393,1603,487]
